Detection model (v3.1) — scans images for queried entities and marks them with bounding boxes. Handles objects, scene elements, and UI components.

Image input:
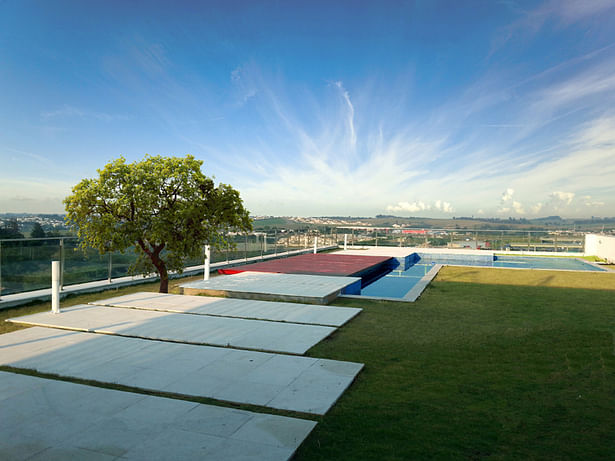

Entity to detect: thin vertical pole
[51,261,60,314]
[59,238,64,290]
[263,233,267,253]
[313,236,318,254]
[344,234,348,250]
[274,229,277,255]
[244,234,248,261]
[204,245,211,280]
[108,251,112,283]
[554,232,558,253]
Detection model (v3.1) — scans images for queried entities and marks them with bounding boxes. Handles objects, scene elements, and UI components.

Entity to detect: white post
[344,234,348,251]
[51,260,60,314]
[263,234,267,252]
[313,236,318,254]
[204,245,211,281]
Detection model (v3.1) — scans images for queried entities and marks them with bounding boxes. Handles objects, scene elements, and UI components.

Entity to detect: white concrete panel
[0,328,363,415]
[8,304,336,355]
[91,291,362,327]
[181,271,361,304]
[0,371,316,461]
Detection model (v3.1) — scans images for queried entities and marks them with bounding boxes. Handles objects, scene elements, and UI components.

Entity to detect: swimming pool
[360,262,437,299]
[354,254,606,301]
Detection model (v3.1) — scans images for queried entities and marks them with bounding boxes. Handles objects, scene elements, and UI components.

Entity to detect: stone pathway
[0,327,363,414]
[8,305,336,355]
[91,292,361,327]
[0,371,317,460]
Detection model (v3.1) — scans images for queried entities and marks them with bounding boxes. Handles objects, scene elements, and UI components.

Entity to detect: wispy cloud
[41,104,130,122]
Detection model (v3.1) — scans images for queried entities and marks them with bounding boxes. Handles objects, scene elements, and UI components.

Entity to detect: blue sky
[1,0,615,218]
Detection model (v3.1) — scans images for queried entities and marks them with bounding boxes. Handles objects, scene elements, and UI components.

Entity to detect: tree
[0,219,24,239]
[31,222,46,238]
[64,155,252,293]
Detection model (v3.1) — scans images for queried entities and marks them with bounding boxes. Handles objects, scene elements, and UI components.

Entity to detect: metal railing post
[108,252,112,283]
[204,245,211,280]
[59,238,65,290]
[244,233,248,261]
[51,260,60,314]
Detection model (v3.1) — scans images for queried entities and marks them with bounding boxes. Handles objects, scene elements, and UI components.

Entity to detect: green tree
[0,219,24,239]
[64,155,252,292]
[31,222,46,238]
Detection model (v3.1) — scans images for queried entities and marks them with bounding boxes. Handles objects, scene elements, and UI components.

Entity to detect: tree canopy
[31,222,46,238]
[64,155,252,292]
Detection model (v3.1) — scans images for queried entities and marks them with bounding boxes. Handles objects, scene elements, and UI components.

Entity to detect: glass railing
[335,227,586,253]
[0,230,338,297]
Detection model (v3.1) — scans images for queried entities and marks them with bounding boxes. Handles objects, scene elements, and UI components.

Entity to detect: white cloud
[531,202,544,214]
[512,201,525,214]
[434,200,453,213]
[230,65,258,105]
[549,191,575,205]
[183,52,615,217]
[385,199,453,214]
[501,188,515,201]
[41,104,129,122]
[583,195,605,207]
[386,201,429,213]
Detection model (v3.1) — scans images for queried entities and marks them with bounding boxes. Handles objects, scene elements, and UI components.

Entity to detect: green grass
[2,266,615,459]
[294,267,615,460]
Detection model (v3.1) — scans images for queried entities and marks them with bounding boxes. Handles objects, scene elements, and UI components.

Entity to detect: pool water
[358,255,606,300]
[360,263,436,299]
[493,255,604,271]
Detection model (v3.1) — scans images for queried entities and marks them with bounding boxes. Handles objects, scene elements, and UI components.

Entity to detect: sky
[1,0,615,218]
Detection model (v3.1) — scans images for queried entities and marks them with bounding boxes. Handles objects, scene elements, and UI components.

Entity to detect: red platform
[219,253,393,278]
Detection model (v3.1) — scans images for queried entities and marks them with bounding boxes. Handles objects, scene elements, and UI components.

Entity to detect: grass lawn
[295,266,615,460]
[2,266,615,459]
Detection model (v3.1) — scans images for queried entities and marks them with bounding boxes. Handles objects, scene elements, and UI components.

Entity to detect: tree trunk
[139,240,169,294]
[158,269,169,293]
[149,253,169,293]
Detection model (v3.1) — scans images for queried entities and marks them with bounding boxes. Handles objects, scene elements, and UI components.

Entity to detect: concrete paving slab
[91,291,362,327]
[0,327,363,414]
[180,271,362,304]
[0,371,316,460]
[7,304,336,355]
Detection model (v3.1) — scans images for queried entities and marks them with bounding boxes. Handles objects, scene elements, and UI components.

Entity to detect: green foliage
[30,222,46,238]
[0,219,24,239]
[64,155,252,292]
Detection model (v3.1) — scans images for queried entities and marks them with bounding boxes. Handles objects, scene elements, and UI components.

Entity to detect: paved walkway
[0,327,363,414]
[7,305,336,355]
[91,292,362,327]
[181,271,361,304]
[0,371,316,460]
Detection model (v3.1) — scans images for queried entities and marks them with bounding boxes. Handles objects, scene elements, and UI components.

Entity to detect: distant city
[2,213,614,240]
